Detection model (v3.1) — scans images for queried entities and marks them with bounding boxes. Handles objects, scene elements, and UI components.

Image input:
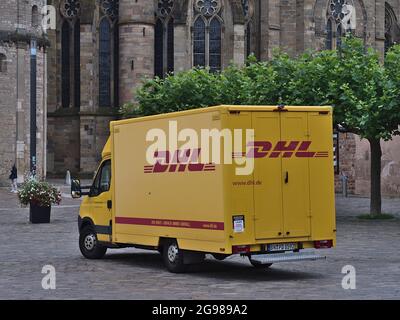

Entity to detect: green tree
[323,37,400,215]
[122,68,222,117]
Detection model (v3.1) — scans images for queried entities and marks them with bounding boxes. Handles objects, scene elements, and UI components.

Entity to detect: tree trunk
[368,138,382,216]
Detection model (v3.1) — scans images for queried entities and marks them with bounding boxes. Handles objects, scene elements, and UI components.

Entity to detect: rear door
[252,112,283,239]
[252,111,311,240]
[280,112,311,238]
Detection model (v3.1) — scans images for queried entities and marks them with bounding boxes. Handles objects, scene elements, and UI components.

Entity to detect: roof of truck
[111,105,332,127]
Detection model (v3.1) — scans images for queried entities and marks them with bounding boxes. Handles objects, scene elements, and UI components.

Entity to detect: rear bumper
[250,252,326,264]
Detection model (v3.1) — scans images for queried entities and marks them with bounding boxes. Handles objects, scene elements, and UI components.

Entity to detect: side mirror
[71,179,82,198]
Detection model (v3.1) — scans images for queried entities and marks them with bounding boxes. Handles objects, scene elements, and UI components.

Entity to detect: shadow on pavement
[103,251,323,282]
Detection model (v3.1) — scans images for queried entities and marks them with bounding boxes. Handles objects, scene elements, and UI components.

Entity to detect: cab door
[85,159,112,242]
[280,112,311,238]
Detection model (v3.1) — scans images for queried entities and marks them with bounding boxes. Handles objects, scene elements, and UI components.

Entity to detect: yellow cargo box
[73,105,336,272]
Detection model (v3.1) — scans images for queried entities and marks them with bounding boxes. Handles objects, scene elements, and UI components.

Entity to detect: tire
[79,225,107,259]
[162,239,187,273]
[212,253,229,261]
[248,256,272,269]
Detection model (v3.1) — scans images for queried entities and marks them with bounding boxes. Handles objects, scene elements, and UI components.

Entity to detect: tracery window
[193,0,223,72]
[60,0,81,108]
[98,0,119,108]
[60,0,80,18]
[155,0,174,78]
[326,0,356,50]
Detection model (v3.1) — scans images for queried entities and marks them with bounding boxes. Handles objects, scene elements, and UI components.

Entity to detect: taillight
[232,245,250,254]
[314,240,333,249]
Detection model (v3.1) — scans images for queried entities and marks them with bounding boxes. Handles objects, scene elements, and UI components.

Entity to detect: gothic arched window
[99,18,111,108]
[154,0,175,78]
[193,17,206,67]
[60,0,81,108]
[167,18,174,74]
[99,0,119,108]
[193,0,223,72]
[74,19,80,108]
[113,23,119,108]
[209,18,222,72]
[246,23,251,58]
[154,19,164,78]
[61,20,71,108]
[336,23,343,49]
[326,18,333,50]
[326,0,355,50]
[385,3,398,54]
[242,0,254,58]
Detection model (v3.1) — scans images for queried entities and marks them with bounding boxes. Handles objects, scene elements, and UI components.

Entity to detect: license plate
[267,242,297,252]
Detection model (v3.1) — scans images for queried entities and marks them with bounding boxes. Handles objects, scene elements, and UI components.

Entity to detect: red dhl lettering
[144,141,329,174]
[237,140,329,159]
[144,148,215,173]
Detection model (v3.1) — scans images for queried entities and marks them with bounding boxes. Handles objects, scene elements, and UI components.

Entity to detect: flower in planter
[17,175,62,207]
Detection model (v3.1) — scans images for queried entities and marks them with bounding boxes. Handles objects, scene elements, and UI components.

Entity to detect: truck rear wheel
[248,257,272,269]
[79,225,107,259]
[212,253,229,261]
[162,240,186,273]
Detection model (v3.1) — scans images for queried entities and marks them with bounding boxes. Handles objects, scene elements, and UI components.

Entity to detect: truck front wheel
[79,226,107,259]
[162,240,186,273]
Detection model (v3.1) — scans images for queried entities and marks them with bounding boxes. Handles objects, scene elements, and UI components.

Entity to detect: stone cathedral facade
[45,0,400,194]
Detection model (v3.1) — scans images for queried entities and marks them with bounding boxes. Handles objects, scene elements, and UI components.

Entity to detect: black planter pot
[29,203,51,224]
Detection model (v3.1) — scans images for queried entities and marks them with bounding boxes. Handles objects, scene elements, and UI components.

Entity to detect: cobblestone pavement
[0,186,399,299]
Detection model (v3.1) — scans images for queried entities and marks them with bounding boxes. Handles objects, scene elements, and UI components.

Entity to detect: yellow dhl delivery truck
[71,105,336,273]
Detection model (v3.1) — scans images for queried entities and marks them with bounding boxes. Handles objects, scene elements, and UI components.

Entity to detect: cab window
[90,160,111,196]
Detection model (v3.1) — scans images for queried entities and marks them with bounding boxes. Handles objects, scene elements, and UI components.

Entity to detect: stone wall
[0,46,18,186]
[0,0,47,186]
[334,133,356,195]
[334,133,400,197]
[47,114,80,175]
[353,135,400,197]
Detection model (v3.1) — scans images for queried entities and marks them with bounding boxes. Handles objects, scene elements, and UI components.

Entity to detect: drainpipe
[30,38,37,175]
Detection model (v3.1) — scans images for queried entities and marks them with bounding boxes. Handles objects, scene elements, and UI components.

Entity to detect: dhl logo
[144,141,329,174]
[144,149,216,173]
[233,141,329,159]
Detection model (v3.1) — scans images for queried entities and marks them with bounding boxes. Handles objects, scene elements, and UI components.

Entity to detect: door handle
[284,171,289,184]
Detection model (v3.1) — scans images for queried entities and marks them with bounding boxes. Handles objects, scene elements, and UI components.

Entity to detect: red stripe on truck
[115,217,224,230]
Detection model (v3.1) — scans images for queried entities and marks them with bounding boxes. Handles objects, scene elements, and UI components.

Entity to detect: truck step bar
[250,252,326,264]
